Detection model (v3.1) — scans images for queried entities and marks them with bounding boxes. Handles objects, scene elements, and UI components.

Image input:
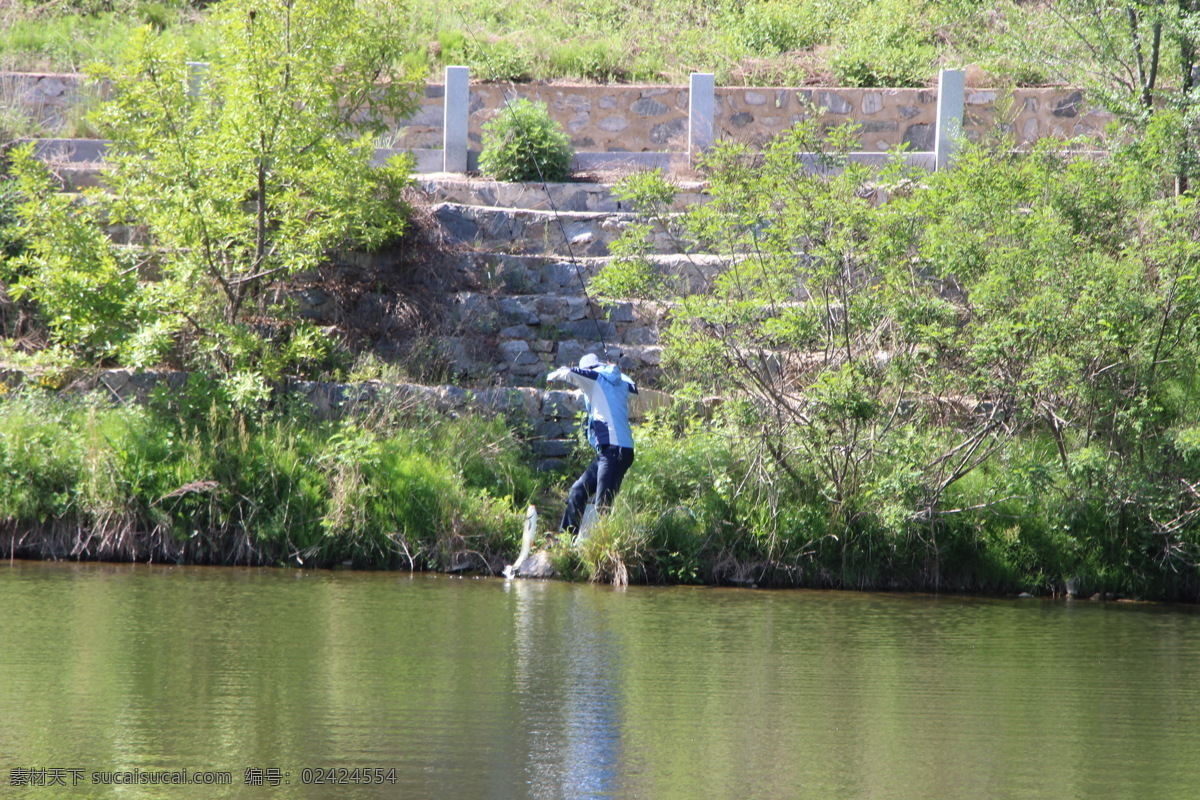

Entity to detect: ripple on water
[2,563,1199,799]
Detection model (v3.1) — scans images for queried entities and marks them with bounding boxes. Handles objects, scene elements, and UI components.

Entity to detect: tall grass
[3,385,1196,599]
[1,6,219,73]
[0,385,544,570]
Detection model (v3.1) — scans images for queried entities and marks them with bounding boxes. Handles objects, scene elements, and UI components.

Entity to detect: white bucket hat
[579,353,602,369]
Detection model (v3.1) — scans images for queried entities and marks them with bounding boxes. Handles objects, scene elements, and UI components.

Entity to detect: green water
[1,562,1198,799]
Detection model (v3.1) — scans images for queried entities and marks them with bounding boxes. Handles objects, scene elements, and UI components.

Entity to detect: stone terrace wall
[5,71,1114,155]
[1,72,108,132]
[397,82,1113,153]
[713,87,1109,152]
[0,367,673,470]
[397,83,691,153]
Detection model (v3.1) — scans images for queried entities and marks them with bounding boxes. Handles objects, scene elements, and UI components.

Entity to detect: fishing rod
[451,19,612,360]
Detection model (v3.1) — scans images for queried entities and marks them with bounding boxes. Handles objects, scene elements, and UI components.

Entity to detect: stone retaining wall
[441,289,667,379]
[400,82,1110,153]
[4,71,1114,155]
[0,367,672,470]
[1,72,107,132]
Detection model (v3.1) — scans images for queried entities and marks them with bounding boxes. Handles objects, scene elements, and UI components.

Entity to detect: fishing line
[451,16,612,359]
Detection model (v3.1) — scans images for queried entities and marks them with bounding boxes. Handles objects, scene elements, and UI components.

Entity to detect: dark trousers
[560,445,635,534]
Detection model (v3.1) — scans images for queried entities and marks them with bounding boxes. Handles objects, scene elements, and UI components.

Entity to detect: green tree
[604,122,947,536]
[1028,0,1200,189]
[603,120,1200,576]
[79,0,421,374]
[5,147,139,361]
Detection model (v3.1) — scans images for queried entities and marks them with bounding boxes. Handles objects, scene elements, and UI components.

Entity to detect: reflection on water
[1,562,1199,799]
[509,580,621,799]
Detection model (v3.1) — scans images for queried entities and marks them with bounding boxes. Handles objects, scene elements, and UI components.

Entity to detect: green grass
[0,0,1075,87]
[0,4,220,73]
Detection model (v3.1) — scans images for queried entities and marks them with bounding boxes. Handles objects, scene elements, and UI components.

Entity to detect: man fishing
[547,353,638,537]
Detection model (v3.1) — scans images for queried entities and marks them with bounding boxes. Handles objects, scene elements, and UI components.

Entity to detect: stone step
[24,139,106,185]
[35,149,712,205]
[46,163,106,192]
[432,332,664,387]
[431,202,680,257]
[456,252,729,296]
[417,176,707,213]
[450,291,669,342]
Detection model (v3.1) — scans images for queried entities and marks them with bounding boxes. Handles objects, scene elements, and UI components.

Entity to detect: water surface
[1,562,1198,799]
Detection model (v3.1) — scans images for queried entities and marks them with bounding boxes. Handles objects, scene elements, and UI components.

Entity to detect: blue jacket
[552,364,638,450]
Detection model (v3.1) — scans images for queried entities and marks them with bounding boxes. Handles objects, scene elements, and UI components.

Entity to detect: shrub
[732,1,831,54]
[467,39,531,83]
[0,177,24,260]
[479,99,574,182]
[7,147,141,361]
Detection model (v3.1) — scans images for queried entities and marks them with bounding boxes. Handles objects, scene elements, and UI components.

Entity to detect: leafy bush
[591,169,682,300]
[467,39,530,83]
[479,99,574,182]
[435,29,469,64]
[590,242,665,301]
[6,146,140,360]
[0,177,24,261]
[730,0,835,54]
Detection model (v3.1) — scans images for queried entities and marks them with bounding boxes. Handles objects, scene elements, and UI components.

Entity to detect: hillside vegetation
[0,0,1159,90]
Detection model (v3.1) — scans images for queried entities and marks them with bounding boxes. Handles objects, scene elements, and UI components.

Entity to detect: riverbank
[2,388,1197,602]
[0,387,538,573]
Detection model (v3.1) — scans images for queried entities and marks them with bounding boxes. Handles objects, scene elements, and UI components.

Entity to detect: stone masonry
[5,71,1115,155]
[399,83,1112,153]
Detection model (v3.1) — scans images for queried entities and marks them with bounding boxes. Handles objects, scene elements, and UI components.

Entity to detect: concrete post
[934,68,965,170]
[443,66,470,173]
[688,73,715,164]
[185,62,209,98]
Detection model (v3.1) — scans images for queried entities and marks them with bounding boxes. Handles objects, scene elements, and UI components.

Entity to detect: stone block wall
[1006,90,1110,143]
[397,83,692,153]
[5,70,1116,156]
[718,87,938,151]
[0,367,672,471]
[714,87,1111,152]
[439,290,667,383]
[395,81,1115,154]
[1,72,107,133]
